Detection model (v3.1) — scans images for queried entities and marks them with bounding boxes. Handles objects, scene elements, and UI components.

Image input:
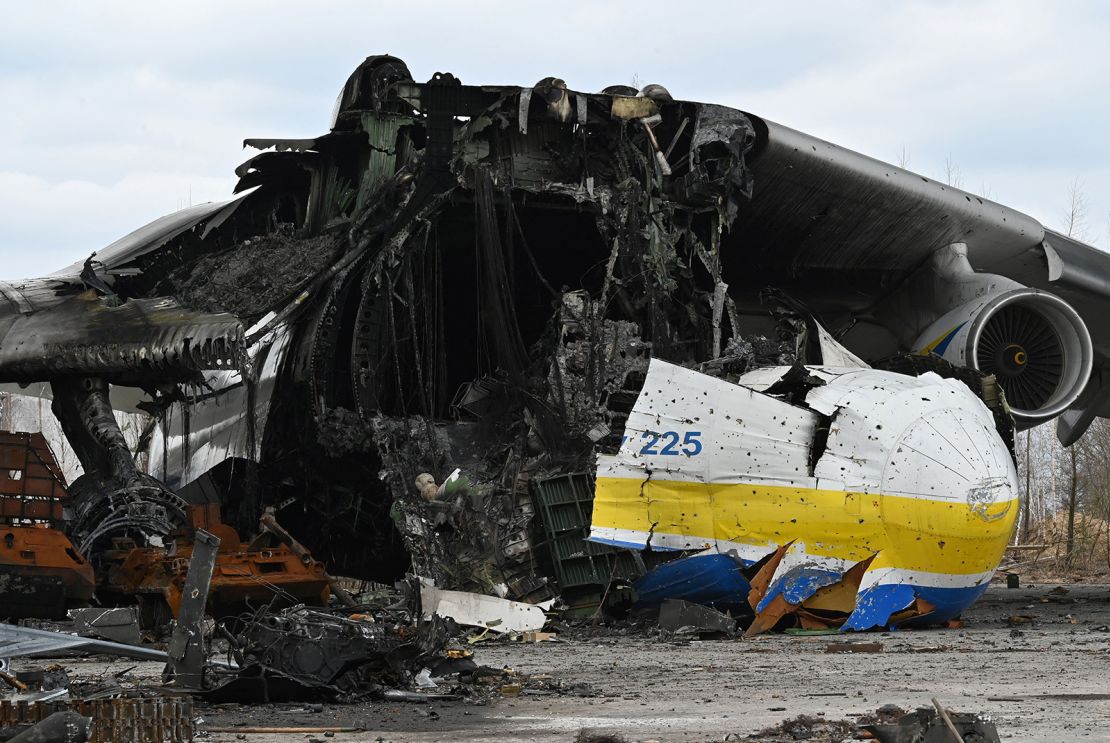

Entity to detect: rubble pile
[748,705,1001,743]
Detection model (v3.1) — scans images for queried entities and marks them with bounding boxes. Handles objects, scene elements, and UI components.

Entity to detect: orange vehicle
[99,503,332,625]
[0,432,95,619]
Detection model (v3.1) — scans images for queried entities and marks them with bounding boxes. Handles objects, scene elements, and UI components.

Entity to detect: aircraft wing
[727,115,1110,442]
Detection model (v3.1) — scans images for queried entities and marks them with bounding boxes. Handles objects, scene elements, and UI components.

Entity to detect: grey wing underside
[734,116,1110,442]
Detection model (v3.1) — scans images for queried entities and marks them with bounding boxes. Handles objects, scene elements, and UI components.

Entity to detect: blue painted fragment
[633,553,752,610]
[842,584,917,631]
[755,565,841,614]
[843,582,992,631]
[900,583,990,627]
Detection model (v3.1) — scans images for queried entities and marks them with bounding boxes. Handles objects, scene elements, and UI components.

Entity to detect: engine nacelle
[914,288,1093,427]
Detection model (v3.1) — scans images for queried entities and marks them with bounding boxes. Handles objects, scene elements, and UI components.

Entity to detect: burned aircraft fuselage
[7,56,760,584]
[1,54,1104,627]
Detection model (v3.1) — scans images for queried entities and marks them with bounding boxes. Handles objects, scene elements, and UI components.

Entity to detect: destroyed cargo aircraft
[2,54,1109,632]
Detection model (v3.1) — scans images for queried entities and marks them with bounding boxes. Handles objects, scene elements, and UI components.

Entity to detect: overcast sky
[2,1,1108,278]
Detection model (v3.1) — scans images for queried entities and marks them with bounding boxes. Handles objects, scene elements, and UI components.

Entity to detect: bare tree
[1062,177,1088,240]
[1020,428,1032,543]
[897,145,910,169]
[944,154,963,189]
[1056,178,1091,563]
[1065,444,1079,564]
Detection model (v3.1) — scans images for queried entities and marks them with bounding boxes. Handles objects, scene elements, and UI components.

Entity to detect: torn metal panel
[166,527,219,688]
[420,584,547,634]
[68,608,141,646]
[746,553,875,635]
[50,194,254,278]
[0,296,242,383]
[590,357,1018,629]
[146,325,291,490]
[0,622,168,662]
[814,323,868,368]
[591,358,821,553]
[632,551,751,611]
[243,137,320,152]
[657,598,735,636]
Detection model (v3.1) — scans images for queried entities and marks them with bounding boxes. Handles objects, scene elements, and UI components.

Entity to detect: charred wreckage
[3,54,1110,645]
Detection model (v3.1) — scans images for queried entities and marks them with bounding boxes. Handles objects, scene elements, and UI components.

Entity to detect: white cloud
[1,0,1108,278]
[0,170,236,277]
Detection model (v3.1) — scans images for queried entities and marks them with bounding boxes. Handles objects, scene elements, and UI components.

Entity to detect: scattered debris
[747,713,855,742]
[863,705,1000,743]
[0,696,194,743]
[825,642,884,654]
[5,710,91,743]
[746,705,1000,743]
[420,584,547,634]
[68,609,141,647]
[203,727,360,735]
[574,732,628,743]
[99,505,332,628]
[657,599,735,638]
[166,528,220,688]
[0,623,167,663]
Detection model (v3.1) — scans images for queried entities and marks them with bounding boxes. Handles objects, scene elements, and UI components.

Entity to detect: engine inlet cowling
[914,288,1093,427]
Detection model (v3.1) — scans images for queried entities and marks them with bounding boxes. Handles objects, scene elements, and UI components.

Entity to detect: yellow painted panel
[593,476,1016,575]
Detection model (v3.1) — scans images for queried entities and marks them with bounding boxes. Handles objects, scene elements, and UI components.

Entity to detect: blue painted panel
[633,553,751,610]
[756,565,842,613]
[901,583,990,627]
[842,582,989,631]
[842,583,917,631]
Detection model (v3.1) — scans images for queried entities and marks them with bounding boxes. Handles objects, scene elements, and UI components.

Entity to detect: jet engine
[914,287,1093,427]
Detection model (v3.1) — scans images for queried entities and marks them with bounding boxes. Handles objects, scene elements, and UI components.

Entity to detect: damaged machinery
[0,433,94,619]
[2,54,1110,630]
[98,504,333,627]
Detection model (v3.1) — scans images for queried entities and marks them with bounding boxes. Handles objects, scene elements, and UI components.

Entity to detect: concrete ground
[16,582,1110,742]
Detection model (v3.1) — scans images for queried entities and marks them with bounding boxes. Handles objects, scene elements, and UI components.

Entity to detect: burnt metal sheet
[0,622,168,662]
[167,528,220,687]
[657,598,735,635]
[50,193,253,277]
[0,296,243,381]
[243,137,320,152]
